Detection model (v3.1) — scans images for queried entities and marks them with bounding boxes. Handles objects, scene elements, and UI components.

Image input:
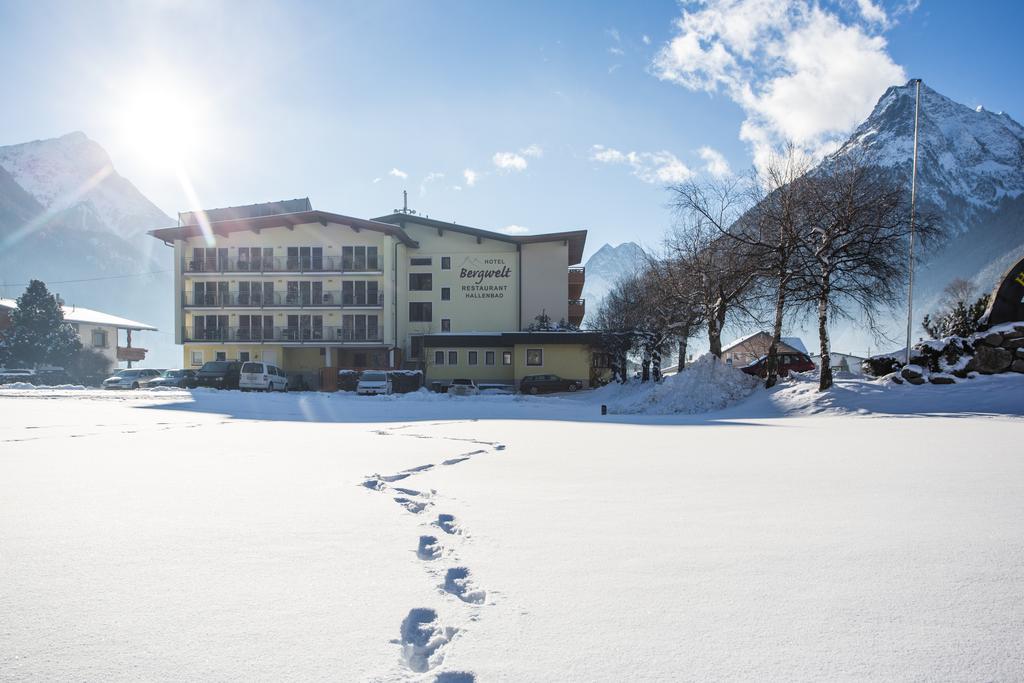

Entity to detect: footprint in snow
[442,567,486,604]
[394,497,431,514]
[396,608,456,673]
[434,673,476,682]
[417,535,442,561]
[435,514,461,535]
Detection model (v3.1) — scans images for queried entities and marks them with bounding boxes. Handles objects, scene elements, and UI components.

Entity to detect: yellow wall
[424,346,515,383]
[183,344,283,367]
[512,343,592,384]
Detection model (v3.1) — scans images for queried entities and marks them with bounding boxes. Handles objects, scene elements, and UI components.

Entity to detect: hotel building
[149,199,601,388]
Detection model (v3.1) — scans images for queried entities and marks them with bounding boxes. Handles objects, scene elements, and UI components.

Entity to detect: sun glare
[115,81,205,169]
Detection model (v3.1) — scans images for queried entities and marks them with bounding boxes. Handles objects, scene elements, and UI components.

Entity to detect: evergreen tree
[1,280,82,368]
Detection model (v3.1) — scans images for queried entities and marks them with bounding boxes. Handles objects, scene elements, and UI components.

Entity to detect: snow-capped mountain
[0,131,171,240]
[0,132,175,365]
[827,81,1024,309]
[581,241,647,321]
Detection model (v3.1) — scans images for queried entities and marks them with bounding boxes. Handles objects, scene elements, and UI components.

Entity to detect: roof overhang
[373,214,587,265]
[148,210,419,247]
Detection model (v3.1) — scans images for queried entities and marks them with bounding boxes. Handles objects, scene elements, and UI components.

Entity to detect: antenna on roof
[394,190,417,216]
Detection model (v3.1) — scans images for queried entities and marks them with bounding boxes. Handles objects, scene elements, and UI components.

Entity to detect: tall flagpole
[905,79,922,365]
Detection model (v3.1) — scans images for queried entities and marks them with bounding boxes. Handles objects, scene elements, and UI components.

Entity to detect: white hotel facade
[149,199,592,387]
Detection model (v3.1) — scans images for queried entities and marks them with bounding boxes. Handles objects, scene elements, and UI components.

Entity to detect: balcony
[568,298,585,326]
[182,255,383,274]
[182,291,384,309]
[568,266,585,300]
[116,346,147,362]
[182,326,384,344]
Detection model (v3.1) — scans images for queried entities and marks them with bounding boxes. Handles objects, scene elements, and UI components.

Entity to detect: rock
[890,374,904,385]
[973,345,1013,374]
[1017,348,1024,359]
[981,332,1004,346]
[900,365,924,380]
[929,375,956,384]
[1002,336,1024,349]
[1012,359,1024,374]
[905,376,926,385]
[952,368,970,379]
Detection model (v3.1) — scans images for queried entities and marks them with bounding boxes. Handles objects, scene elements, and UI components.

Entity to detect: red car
[741,352,815,378]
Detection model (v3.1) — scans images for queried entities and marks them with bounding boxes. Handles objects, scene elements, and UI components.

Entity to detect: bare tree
[792,155,938,390]
[667,179,761,358]
[592,275,643,383]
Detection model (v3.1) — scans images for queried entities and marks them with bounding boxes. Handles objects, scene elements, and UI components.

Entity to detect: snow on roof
[0,299,157,331]
[720,330,767,352]
[781,337,808,354]
[721,331,808,355]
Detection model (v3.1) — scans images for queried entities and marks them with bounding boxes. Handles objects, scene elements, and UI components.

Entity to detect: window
[409,273,433,291]
[526,348,543,366]
[343,280,380,306]
[342,314,379,341]
[434,350,445,365]
[190,350,203,366]
[448,351,458,365]
[342,246,380,271]
[238,315,273,340]
[91,329,108,348]
[441,318,451,332]
[410,336,423,359]
[502,351,512,365]
[485,351,495,366]
[410,257,432,266]
[409,302,432,322]
[216,352,227,361]
[468,351,478,365]
[441,287,451,301]
[441,256,451,270]
[239,352,250,362]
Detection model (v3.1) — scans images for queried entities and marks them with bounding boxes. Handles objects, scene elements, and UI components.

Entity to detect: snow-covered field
[1,376,1023,681]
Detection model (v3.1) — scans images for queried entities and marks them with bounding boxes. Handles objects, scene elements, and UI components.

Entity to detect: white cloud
[463,169,478,187]
[493,151,528,172]
[652,0,907,170]
[606,28,621,43]
[419,171,444,196]
[856,0,889,26]
[642,34,652,45]
[500,225,531,235]
[388,168,408,180]
[698,146,731,177]
[372,177,382,184]
[590,145,694,184]
[519,144,543,158]
[609,46,625,56]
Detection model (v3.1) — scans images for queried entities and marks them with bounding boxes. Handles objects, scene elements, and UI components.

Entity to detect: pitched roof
[722,331,808,355]
[149,210,419,247]
[372,213,588,265]
[0,299,157,331]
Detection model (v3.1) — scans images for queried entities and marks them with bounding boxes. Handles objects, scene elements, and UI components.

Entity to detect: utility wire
[1,270,170,287]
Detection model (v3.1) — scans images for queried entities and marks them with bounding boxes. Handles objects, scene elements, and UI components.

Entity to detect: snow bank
[598,353,759,414]
[0,382,87,390]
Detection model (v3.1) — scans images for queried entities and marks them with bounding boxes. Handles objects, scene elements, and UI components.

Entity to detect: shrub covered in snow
[598,353,759,414]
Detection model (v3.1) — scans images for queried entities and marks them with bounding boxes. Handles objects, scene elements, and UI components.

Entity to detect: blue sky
[1,0,1021,259]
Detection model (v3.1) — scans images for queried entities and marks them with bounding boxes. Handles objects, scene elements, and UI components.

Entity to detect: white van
[239,362,289,392]
[356,370,392,395]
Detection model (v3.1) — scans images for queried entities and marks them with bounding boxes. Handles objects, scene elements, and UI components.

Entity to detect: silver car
[102,368,163,390]
[447,378,480,396]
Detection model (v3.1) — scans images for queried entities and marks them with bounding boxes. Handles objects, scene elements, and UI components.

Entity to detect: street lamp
[905,78,922,366]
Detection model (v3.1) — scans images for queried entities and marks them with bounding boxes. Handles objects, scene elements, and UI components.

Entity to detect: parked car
[519,374,583,395]
[741,352,816,378]
[103,368,164,390]
[191,361,243,389]
[142,369,197,389]
[356,370,392,396]
[0,368,36,384]
[447,378,480,396]
[239,362,289,392]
